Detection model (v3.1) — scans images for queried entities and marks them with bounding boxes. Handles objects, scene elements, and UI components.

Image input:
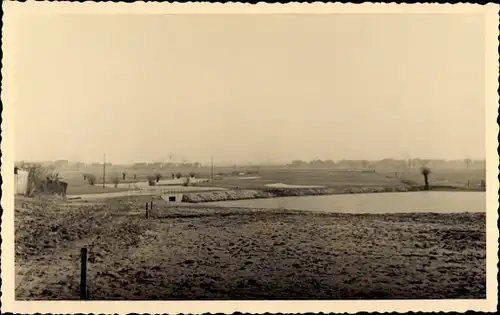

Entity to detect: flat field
[55,166,486,195]
[57,168,211,195]
[199,169,407,190]
[15,196,486,300]
[389,168,486,187]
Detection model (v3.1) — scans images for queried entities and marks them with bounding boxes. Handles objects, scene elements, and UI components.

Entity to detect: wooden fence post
[80,248,88,300]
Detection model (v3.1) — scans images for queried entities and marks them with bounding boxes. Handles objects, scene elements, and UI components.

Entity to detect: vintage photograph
[1,2,498,314]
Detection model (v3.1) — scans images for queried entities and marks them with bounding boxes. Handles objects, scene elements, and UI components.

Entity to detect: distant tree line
[287,158,485,169]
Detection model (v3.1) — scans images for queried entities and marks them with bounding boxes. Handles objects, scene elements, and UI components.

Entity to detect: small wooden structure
[14,167,30,195]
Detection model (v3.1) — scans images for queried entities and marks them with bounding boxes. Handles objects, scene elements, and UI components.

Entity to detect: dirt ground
[15,196,486,300]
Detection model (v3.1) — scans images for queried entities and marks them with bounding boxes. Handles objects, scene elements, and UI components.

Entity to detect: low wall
[161,193,185,203]
[181,189,266,203]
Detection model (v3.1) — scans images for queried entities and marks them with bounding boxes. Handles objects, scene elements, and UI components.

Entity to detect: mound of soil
[15,198,108,260]
[15,196,158,299]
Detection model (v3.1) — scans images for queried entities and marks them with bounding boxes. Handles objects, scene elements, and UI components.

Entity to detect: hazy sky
[11,13,485,164]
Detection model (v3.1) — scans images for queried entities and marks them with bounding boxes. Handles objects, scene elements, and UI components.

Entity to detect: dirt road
[15,196,486,300]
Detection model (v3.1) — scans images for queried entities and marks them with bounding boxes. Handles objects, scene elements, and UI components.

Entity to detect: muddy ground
[15,196,486,300]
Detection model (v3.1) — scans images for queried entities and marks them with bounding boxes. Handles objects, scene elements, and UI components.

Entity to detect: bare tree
[464,158,472,169]
[122,172,127,180]
[18,163,65,196]
[420,166,431,191]
[20,163,47,196]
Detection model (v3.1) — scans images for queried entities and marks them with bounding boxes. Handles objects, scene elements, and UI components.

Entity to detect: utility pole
[211,155,214,180]
[103,153,106,188]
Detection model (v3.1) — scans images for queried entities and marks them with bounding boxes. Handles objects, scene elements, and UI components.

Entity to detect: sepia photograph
[1,2,498,314]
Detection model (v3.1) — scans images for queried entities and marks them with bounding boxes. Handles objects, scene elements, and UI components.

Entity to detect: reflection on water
[205,191,486,214]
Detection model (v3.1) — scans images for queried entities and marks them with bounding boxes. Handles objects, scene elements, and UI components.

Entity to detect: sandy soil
[15,196,486,300]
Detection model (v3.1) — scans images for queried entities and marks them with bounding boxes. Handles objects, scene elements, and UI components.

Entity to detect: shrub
[113,176,120,188]
[122,172,127,180]
[189,172,196,178]
[175,172,182,179]
[87,174,96,186]
[147,175,156,186]
[155,173,162,183]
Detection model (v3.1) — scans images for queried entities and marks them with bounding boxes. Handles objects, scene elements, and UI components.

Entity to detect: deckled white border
[1,2,498,314]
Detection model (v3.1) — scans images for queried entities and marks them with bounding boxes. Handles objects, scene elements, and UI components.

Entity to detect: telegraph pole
[103,153,106,188]
[210,155,214,180]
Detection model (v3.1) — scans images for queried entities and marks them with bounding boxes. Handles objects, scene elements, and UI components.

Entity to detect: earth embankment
[181,186,418,203]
